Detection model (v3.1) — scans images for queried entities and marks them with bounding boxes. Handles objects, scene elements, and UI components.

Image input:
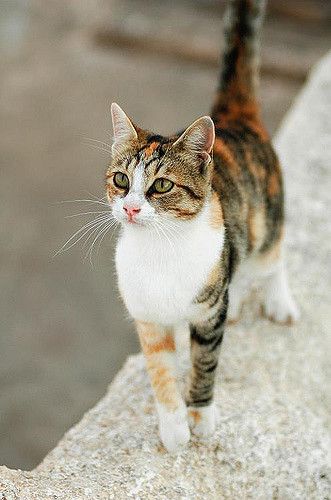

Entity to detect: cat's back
[211,119,284,264]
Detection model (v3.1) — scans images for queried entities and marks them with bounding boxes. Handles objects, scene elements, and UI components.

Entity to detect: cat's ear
[111,103,138,149]
[173,116,215,161]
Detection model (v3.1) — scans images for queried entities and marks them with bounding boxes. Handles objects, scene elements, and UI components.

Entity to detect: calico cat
[106,0,299,452]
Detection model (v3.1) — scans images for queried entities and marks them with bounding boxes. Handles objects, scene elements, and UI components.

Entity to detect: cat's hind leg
[227,260,253,324]
[258,242,300,325]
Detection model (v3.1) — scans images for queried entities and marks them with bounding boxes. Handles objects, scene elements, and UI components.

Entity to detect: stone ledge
[1,51,330,500]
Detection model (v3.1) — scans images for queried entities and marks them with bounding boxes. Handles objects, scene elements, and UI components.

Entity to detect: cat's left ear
[111,102,138,150]
[172,116,215,162]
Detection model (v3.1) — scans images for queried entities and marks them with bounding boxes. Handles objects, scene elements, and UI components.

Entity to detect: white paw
[263,292,300,325]
[157,404,190,453]
[188,402,219,438]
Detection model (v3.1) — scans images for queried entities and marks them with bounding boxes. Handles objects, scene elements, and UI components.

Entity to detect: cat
[106,0,299,453]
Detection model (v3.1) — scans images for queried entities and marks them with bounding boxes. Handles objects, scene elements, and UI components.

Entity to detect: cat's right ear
[111,103,138,150]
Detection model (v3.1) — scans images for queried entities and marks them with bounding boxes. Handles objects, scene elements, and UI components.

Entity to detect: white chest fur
[115,204,224,326]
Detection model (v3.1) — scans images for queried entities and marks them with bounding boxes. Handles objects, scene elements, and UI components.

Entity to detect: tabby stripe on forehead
[106,158,131,177]
[125,157,136,171]
[154,159,165,175]
[144,156,157,168]
[133,145,149,162]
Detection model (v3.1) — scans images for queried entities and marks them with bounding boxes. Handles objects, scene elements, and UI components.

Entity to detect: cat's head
[106,103,215,228]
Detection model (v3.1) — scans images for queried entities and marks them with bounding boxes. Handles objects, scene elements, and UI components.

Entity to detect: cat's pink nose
[123,205,141,221]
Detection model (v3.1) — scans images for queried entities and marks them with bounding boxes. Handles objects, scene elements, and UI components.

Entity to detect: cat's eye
[113,172,129,190]
[152,178,174,194]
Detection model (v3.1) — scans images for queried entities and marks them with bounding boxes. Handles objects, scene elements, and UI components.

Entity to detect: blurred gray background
[0,0,330,470]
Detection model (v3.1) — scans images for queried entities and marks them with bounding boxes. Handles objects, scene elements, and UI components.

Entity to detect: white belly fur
[115,205,224,325]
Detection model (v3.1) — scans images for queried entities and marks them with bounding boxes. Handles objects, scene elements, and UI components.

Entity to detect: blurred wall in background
[0,0,330,469]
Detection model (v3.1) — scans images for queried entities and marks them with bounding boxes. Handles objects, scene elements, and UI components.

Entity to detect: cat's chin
[119,218,150,229]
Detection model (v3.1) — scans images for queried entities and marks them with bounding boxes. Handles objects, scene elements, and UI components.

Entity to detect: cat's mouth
[125,217,140,225]
[118,213,145,227]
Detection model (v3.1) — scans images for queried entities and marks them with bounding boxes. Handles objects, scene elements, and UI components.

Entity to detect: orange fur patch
[223,98,258,123]
[136,321,179,411]
[214,88,269,142]
[267,171,280,197]
[142,333,175,355]
[144,141,159,158]
[136,322,175,354]
[246,150,266,180]
[189,409,202,424]
[214,139,241,177]
[209,191,224,229]
[246,120,269,142]
[248,208,266,251]
[146,358,179,410]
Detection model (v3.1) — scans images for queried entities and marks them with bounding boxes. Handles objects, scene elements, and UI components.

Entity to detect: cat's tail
[212,0,266,123]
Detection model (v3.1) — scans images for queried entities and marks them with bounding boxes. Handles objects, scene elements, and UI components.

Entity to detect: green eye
[113,172,129,189]
[152,178,174,194]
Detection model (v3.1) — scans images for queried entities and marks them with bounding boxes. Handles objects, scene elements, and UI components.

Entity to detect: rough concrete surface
[0,38,330,500]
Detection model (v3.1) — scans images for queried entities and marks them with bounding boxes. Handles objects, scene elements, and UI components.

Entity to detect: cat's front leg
[187,290,228,437]
[136,320,190,453]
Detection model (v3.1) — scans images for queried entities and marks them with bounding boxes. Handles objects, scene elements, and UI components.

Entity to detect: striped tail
[212,0,266,123]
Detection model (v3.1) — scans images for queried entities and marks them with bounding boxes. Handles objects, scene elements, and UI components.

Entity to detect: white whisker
[81,219,110,251]
[82,141,112,157]
[154,220,176,254]
[54,214,111,257]
[81,136,129,164]
[85,191,108,202]
[59,217,110,256]
[85,219,118,266]
[84,219,112,265]
[57,199,110,207]
[96,220,119,257]
[160,221,182,240]
[83,137,113,152]
[65,211,113,219]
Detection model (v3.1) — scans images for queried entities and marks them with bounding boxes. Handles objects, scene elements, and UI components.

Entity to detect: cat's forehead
[126,136,173,176]
[140,135,171,158]
[143,139,161,158]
